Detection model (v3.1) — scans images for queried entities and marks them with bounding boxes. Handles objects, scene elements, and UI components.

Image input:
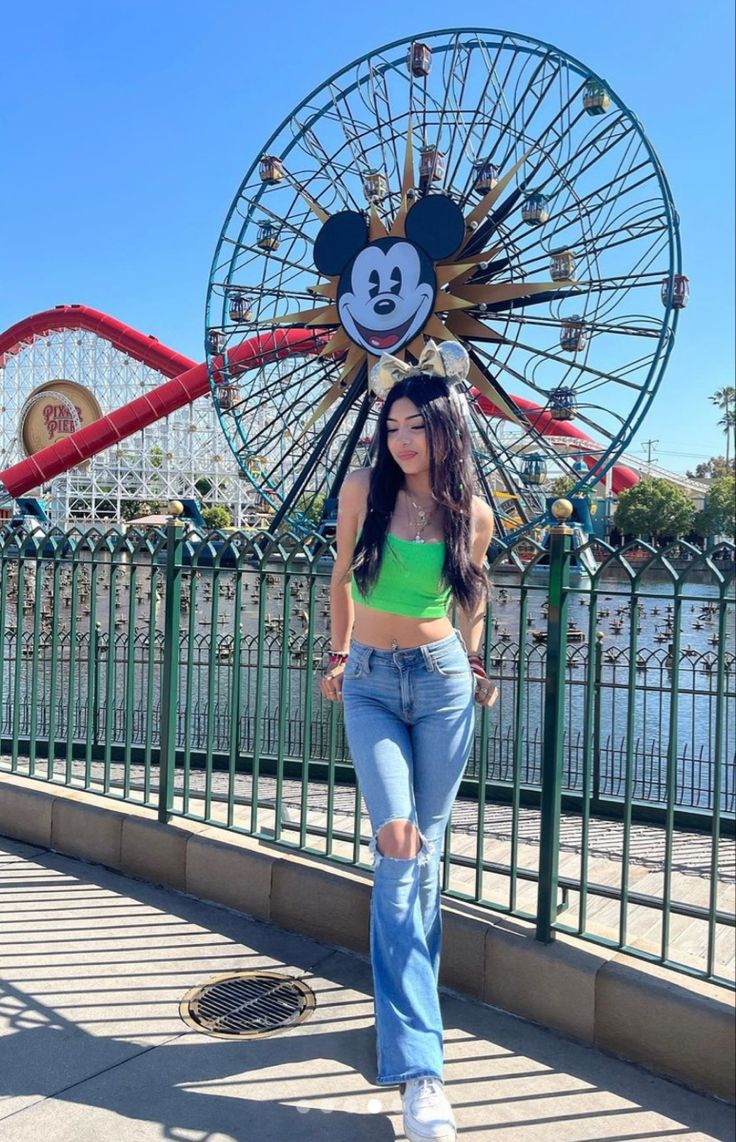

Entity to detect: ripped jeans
[342,630,476,1086]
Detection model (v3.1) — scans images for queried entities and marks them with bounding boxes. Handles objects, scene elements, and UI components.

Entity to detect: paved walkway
[1,835,733,1141]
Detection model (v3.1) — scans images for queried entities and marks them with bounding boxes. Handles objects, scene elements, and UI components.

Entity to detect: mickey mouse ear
[313,211,369,277]
[437,341,470,383]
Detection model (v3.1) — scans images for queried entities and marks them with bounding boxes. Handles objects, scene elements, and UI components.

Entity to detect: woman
[319,343,498,1142]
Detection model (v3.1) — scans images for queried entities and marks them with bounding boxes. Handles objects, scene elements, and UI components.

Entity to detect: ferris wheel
[205,27,686,539]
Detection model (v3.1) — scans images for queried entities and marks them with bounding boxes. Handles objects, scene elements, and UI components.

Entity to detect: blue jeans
[342,630,476,1086]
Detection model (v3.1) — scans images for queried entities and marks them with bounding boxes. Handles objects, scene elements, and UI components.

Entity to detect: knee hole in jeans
[369,819,436,868]
[378,819,421,859]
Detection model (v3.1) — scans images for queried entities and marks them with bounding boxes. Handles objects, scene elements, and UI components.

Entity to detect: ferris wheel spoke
[557,114,637,190]
[476,33,516,123]
[494,49,554,156]
[484,159,655,266]
[513,167,658,261]
[441,43,500,196]
[215,236,315,287]
[510,116,637,239]
[234,189,313,243]
[576,146,655,217]
[226,358,340,423]
[268,365,368,527]
[287,111,367,214]
[431,36,490,178]
[574,348,659,394]
[210,281,318,308]
[470,342,544,397]
[473,425,540,488]
[495,302,663,345]
[325,83,381,182]
[576,134,651,239]
[510,56,569,155]
[256,428,317,487]
[240,361,342,429]
[491,90,587,201]
[564,216,666,268]
[558,111,637,185]
[465,403,536,525]
[460,38,517,180]
[550,172,663,246]
[361,62,403,191]
[573,409,627,444]
[519,337,648,392]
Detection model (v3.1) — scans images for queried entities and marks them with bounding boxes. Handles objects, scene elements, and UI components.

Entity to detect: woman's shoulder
[471,494,494,525]
[470,494,495,543]
[341,467,371,505]
[344,468,372,490]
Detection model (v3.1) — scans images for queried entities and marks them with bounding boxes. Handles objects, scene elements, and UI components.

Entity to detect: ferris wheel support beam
[267,364,369,536]
[325,377,372,502]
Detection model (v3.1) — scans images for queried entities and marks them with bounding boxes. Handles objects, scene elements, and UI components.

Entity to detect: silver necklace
[406,492,435,543]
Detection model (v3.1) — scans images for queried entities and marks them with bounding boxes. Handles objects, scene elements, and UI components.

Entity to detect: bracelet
[328,651,349,663]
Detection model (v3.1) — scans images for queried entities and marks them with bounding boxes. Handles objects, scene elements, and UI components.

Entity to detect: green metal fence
[1,519,734,988]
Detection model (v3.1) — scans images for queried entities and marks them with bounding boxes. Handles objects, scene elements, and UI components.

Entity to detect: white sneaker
[400,1077,457,1141]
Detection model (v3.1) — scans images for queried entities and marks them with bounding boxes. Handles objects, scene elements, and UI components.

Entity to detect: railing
[0,519,734,988]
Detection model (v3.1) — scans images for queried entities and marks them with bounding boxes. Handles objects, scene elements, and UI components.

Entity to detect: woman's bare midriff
[352,602,454,650]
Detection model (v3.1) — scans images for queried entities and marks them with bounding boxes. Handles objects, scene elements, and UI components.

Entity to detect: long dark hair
[349,374,489,611]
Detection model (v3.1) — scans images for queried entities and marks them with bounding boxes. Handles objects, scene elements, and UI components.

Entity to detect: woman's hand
[474,678,498,708]
[319,662,346,703]
[469,661,498,709]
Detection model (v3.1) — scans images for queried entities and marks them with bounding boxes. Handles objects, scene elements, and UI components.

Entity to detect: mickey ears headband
[368,339,470,400]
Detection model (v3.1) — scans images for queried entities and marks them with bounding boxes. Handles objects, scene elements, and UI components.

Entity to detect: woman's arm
[457,499,498,708]
[319,472,367,703]
[328,470,366,652]
[455,498,494,655]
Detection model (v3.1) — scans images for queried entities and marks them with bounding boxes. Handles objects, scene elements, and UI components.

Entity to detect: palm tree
[710,387,736,464]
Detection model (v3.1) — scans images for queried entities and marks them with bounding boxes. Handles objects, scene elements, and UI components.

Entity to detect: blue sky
[1,0,733,474]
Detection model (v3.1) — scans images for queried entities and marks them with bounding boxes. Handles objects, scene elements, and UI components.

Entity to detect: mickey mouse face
[338,238,434,353]
[312,195,466,356]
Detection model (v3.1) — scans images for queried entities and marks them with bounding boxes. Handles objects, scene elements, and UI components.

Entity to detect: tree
[549,475,575,498]
[613,477,695,542]
[120,500,166,522]
[686,455,735,480]
[692,475,736,541]
[296,492,326,527]
[201,505,232,529]
[710,387,736,464]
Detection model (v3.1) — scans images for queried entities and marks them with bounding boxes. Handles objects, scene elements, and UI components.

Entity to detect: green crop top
[351,531,453,618]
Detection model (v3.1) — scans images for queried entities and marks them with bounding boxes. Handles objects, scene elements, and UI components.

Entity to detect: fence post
[91,620,101,747]
[158,511,184,823]
[592,629,604,805]
[536,500,573,943]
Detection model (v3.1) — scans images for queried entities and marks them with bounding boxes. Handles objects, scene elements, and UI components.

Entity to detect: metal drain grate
[180,971,316,1040]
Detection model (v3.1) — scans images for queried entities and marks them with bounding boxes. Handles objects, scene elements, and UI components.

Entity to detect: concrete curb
[1,772,733,1104]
